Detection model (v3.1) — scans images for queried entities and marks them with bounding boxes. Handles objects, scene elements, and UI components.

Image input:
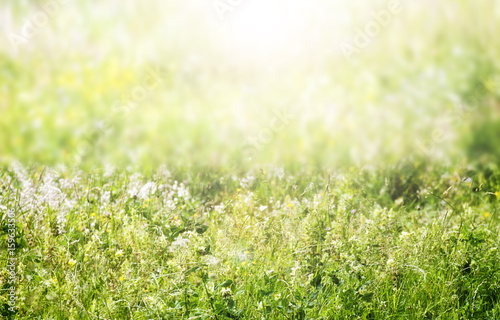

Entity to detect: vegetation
[1,1,500,319]
[1,164,500,318]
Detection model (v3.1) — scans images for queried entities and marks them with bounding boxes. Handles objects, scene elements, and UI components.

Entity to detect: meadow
[1,0,500,319]
[1,163,500,319]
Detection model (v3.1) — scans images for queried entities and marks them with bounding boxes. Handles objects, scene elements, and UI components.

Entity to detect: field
[1,164,500,319]
[1,1,500,319]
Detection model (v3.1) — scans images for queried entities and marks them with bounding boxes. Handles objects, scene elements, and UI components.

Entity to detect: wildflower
[399,232,410,240]
[172,236,190,249]
[101,191,111,204]
[387,258,395,266]
[484,212,490,218]
[287,203,294,208]
[68,259,76,266]
[351,209,356,214]
[241,261,246,266]
[395,197,404,206]
[137,182,157,200]
[119,276,124,282]
[259,205,267,212]
[104,165,115,178]
[269,167,284,181]
[417,205,421,211]
[496,191,499,197]
[214,203,224,213]
[116,249,124,257]
[240,176,255,188]
[221,287,231,298]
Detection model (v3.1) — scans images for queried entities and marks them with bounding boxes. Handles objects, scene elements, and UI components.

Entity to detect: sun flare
[226,0,310,57]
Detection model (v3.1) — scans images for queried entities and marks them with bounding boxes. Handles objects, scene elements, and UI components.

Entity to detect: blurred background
[1,0,499,170]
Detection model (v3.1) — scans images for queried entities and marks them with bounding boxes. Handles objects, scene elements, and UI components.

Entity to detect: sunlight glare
[228,0,309,58]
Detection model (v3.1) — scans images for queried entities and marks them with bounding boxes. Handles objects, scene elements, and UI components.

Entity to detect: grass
[1,163,500,319]
[1,1,499,169]
[2,1,500,319]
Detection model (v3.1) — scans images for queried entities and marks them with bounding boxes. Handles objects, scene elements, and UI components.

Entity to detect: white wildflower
[239,175,255,189]
[137,182,157,200]
[395,197,404,206]
[221,287,231,296]
[172,236,190,249]
[156,165,171,180]
[127,173,143,198]
[103,164,115,178]
[399,231,411,240]
[164,199,176,211]
[214,204,225,214]
[274,167,285,180]
[242,192,253,204]
[101,191,111,204]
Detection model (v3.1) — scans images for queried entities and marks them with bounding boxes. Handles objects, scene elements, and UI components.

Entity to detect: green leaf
[214,302,225,311]
[360,292,374,302]
[195,223,209,234]
[218,279,233,288]
[185,263,205,275]
[310,272,322,287]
